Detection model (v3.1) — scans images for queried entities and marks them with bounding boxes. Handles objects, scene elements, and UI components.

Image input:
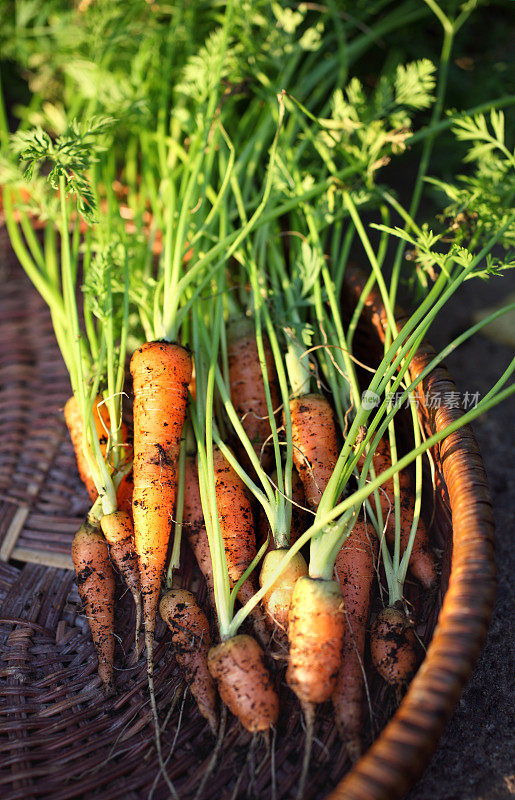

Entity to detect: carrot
[288,393,339,508]
[289,468,310,545]
[131,340,191,799]
[358,438,437,589]
[71,520,116,696]
[259,549,308,631]
[159,589,218,734]
[212,445,268,645]
[64,394,129,502]
[183,456,216,608]
[331,517,378,761]
[130,340,192,645]
[287,575,345,796]
[287,576,345,704]
[370,606,418,688]
[116,471,134,517]
[207,634,279,732]
[100,509,141,653]
[227,319,280,472]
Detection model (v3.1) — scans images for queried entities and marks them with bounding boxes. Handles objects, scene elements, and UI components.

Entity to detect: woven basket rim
[328,267,496,800]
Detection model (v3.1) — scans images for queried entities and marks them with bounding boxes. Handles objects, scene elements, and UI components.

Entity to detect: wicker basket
[0,242,496,800]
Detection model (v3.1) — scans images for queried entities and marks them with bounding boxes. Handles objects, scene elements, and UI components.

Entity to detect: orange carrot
[116,471,134,517]
[212,445,268,645]
[130,341,192,797]
[358,438,437,589]
[370,606,418,688]
[207,634,279,732]
[183,456,216,608]
[130,340,192,645]
[64,394,130,502]
[100,510,141,651]
[331,517,378,761]
[227,319,280,472]
[287,575,345,795]
[71,520,116,695]
[259,549,308,632]
[287,576,345,704]
[288,393,339,508]
[159,589,218,734]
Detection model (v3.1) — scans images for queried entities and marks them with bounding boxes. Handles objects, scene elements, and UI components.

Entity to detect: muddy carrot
[130,340,192,647]
[160,589,218,733]
[331,516,378,761]
[100,509,141,653]
[288,393,339,508]
[208,634,279,732]
[212,445,268,645]
[71,520,116,695]
[370,605,418,688]
[227,319,280,472]
[183,456,216,608]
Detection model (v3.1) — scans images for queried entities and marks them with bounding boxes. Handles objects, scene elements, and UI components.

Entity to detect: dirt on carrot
[71,520,116,696]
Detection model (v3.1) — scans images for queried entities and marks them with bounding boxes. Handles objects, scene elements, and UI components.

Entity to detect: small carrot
[331,517,378,761]
[183,456,216,608]
[64,394,129,502]
[207,634,279,732]
[287,575,345,797]
[227,319,280,472]
[259,548,308,631]
[100,509,141,652]
[288,393,339,508]
[212,445,268,645]
[71,520,116,696]
[159,589,218,734]
[370,605,418,688]
[359,438,437,589]
[287,576,345,704]
[130,340,192,647]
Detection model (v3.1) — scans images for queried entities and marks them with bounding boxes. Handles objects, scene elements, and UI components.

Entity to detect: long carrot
[227,319,280,472]
[288,393,339,508]
[65,395,127,501]
[71,520,116,695]
[331,516,378,761]
[183,456,216,608]
[159,589,218,734]
[370,605,418,689]
[100,509,142,654]
[207,634,279,732]
[130,340,191,799]
[358,438,437,589]
[212,445,268,645]
[130,340,192,646]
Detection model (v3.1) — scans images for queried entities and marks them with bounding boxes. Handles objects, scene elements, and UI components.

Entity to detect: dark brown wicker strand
[0,251,496,799]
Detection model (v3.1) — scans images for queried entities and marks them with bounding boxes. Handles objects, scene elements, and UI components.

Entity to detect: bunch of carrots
[1,1,515,797]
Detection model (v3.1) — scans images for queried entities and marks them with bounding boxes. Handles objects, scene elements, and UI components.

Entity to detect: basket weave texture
[0,245,496,800]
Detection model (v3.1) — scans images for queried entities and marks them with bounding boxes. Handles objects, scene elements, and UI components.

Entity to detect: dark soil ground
[406,272,515,800]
